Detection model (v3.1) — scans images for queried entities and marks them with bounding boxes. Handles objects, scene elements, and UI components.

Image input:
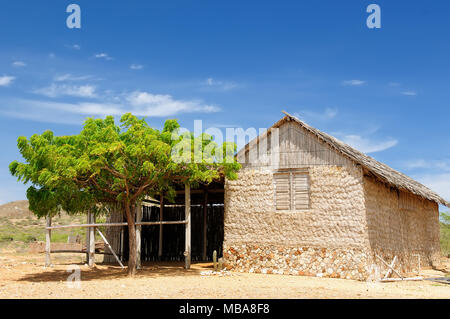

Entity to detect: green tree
[440,212,450,256]
[441,211,450,225]
[10,113,240,275]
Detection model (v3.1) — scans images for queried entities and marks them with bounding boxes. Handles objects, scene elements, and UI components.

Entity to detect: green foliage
[9,113,240,274]
[440,212,450,256]
[441,211,450,225]
[10,113,240,217]
[9,113,240,273]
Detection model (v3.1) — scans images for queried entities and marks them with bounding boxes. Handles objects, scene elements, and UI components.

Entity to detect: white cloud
[403,159,450,171]
[341,134,398,153]
[1,91,220,123]
[72,44,80,50]
[416,173,450,202]
[126,91,219,116]
[130,64,143,70]
[401,91,417,96]
[401,159,450,202]
[204,78,238,91]
[94,53,113,60]
[12,61,26,67]
[294,107,338,122]
[34,84,97,98]
[54,74,94,82]
[0,75,15,86]
[403,159,430,169]
[342,80,366,86]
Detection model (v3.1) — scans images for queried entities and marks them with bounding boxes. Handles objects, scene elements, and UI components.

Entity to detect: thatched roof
[242,111,450,207]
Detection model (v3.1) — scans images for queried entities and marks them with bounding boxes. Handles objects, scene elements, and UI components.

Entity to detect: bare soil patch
[0,252,448,299]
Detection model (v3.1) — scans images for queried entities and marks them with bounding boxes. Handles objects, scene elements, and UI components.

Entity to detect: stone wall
[223,164,373,280]
[364,176,441,273]
[223,244,371,280]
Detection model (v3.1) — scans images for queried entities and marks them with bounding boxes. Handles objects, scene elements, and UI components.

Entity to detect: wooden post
[202,191,208,261]
[85,213,90,263]
[45,216,52,267]
[120,227,124,262]
[88,211,95,267]
[185,184,191,269]
[136,202,142,269]
[158,196,164,258]
[383,255,397,279]
[418,254,421,275]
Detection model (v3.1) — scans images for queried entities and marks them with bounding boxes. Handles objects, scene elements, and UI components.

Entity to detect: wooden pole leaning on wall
[202,191,208,261]
[96,228,124,268]
[184,184,191,269]
[45,216,52,267]
[158,196,164,258]
[88,211,95,267]
[136,202,142,269]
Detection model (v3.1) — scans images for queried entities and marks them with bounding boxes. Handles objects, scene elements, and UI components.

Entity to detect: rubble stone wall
[222,166,442,280]
[223,165,373,280]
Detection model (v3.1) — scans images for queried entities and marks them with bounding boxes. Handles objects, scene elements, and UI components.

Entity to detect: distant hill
[0,200,33,218]
[0,200,87,246]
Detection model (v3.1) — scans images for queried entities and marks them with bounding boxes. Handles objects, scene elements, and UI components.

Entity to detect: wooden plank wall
[241,121,352,170]
[121,202,225,262]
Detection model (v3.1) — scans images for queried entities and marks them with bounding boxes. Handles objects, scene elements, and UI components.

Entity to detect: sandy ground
[0,252,449,299]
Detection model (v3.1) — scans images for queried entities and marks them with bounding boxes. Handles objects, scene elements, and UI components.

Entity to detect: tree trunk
[124,202,137,276]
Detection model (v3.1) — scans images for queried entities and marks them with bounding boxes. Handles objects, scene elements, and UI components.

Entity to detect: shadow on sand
[17,261,214,283]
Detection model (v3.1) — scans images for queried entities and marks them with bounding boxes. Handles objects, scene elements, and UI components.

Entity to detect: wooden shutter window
[293,173,309,210]
[274,173,290,210]
[274,171,310,211]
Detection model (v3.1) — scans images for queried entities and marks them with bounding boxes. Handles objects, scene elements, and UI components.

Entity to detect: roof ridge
[281,110,449,207]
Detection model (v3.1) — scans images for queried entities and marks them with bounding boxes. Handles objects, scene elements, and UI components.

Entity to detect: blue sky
[0,0,449,210]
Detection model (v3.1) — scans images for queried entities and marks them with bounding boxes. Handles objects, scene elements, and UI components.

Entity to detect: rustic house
[105,111,448,281]
[223,111,448,280]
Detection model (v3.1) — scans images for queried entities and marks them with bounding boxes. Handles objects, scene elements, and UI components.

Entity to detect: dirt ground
[0,251,449,299]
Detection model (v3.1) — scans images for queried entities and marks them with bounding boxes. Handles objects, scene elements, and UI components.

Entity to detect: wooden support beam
[202,191,208,261]
[185,184,191,269]
[120,227,124,262]
[376,255,403,279]
[88,211,95,267]
[50,250,114,255]
[46,220,187,230]
[413,254,421,275]
[158,196,164,258]
[48,222,127,229]
[175,189,224,195]
[138,220,187,226]
[45,216,52,267]
[380,276,423,282]
[136,203,142,269]
[383,255,397,279]
[85,213,90,263]
[97,228,124,268]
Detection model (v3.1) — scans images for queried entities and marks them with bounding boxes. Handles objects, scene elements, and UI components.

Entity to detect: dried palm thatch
[240,111,450,207]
